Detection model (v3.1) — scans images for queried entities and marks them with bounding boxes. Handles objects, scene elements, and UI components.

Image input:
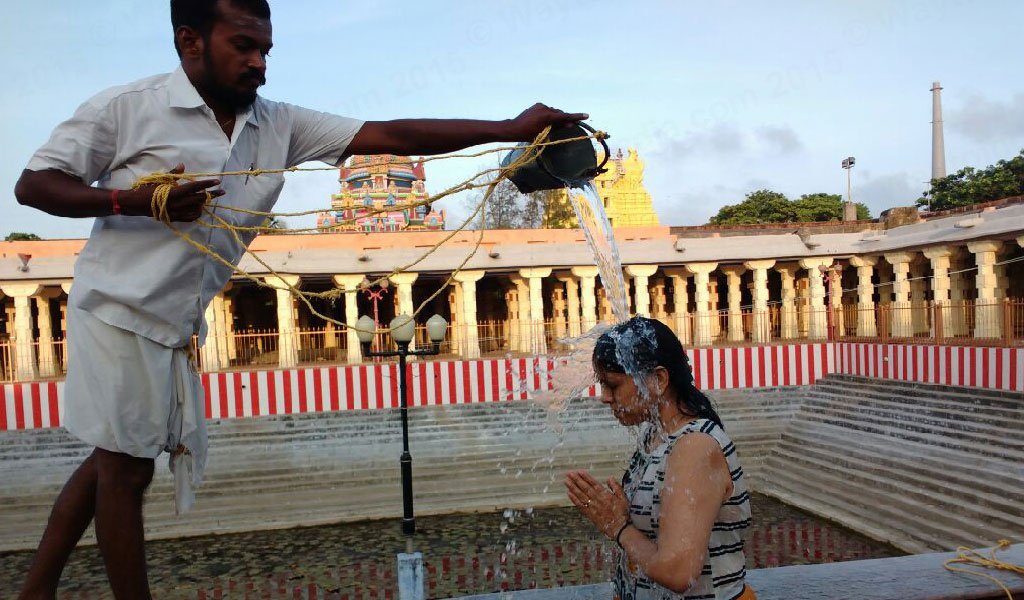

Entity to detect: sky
[1,0,1022,240]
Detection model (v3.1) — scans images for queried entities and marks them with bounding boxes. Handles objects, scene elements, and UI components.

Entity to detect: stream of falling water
[567,182,630,323]
[529,181,632,413]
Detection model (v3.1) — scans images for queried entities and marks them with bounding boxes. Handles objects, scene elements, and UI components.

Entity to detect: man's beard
[202,49,265,109]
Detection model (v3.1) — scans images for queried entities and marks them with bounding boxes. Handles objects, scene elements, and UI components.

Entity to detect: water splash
[567,182,630,322]
[529,182,633,413]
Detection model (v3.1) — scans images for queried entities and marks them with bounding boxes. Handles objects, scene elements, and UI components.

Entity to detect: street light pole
[357,314,448,536]
[841,156,856,221]
[396,340,414,535]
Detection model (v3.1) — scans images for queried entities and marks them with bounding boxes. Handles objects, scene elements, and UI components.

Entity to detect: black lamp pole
[361,338,441,536]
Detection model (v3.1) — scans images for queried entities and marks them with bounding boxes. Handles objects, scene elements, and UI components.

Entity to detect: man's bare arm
[14,165,222,222]
[344,103,588,158]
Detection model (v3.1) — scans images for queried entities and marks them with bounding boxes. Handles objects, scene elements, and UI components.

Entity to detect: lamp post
[841,156,856,221]
[356,313,448,536]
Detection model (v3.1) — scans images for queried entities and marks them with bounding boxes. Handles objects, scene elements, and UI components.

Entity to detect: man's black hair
[170,0,271,56]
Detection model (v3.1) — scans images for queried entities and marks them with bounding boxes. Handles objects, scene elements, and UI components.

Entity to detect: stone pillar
[720,266,746,342]
[506,286,520,351]
[324,319,338,350]
[708,278,722,339]
[650,277,667,319]
[848,256,878,337]
[910,259,929,335]
[948,249,968,338]
[597,288,612,323]
[552,287,567,338]
[828,265,845,338]
[1,284,42,381]
[333,274,365,364]
[883,253,914,338]
[572,266,599,332]
[686,263,718,347]
[520,268,552,355]
[216,289,234,366]
[223,295,238,361]
[995,259,1010,300]
[624,265,658,318]
[744,260,775,343]
[34,289,60,377]
[665,270,692,344]
[923,246,953,339]
[59,282,72,371]
[557,274,582,338]
[389,272,419,317]
[264,275,301,368]
[453,270,485,359]
[968,241,1003,338]
[511,276,531,353]
[390,272,421,358]
[201,292,231,372]
[776,264,799,339]
[799,258,833,340]
[448,284,462,355]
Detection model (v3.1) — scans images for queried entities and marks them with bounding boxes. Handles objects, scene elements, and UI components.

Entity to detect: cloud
[947,92,1024,143]
[854,172,922,216]
[756,126,803,155]
[653,122,803,162]
[655,123,745,159]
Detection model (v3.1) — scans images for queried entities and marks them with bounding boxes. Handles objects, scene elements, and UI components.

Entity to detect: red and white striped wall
[835,343,1024,391]
[0,380,62,430]
[200,357,566,420]
[1,343,1019,431]
[687,344,831,390]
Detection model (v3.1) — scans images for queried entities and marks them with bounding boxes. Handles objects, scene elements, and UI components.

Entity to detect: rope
[131,127,607,336]
[943,540,1023,599]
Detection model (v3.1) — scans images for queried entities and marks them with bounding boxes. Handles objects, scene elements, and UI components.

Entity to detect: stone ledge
[448,544,1024,600]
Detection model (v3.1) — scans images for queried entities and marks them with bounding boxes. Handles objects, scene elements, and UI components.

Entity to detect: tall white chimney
[931,81,946,180]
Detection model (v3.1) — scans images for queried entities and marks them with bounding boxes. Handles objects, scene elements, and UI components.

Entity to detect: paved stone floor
[0,493,900,599]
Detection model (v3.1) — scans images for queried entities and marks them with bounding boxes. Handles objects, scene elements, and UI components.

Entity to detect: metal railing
[3,300,1022,383]
[0,338,66,383]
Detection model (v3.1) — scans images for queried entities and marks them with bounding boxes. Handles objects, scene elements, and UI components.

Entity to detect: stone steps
[802,388,1024,438]
[823,373,1024,402]
[764,444,1019,544]
[757,458,972,554]
[778,425,1022,504]
[756,374,1023,554]
[792,400,1024,460]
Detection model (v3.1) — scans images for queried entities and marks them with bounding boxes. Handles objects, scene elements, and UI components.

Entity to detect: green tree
[476,180,525,229]
[709,189,795,225]
[793,193,871,222]
[4,232,42,241]
[709,190,871,225]
[918,149,1024,210]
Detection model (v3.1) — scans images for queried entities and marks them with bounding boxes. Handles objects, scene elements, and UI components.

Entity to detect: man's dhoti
[63,305,207,514]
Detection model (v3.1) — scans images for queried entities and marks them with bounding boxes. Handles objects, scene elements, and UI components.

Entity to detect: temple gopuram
[316,154,445,233]
[546,147,661,228]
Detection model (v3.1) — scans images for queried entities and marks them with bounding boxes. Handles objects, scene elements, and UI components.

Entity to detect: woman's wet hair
[593,316,723,428]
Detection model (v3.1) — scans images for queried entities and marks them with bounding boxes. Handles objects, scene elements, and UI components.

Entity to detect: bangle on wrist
[111,189,122,216]
[615,521,631,548]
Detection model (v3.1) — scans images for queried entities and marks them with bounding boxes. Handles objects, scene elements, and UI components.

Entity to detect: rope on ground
[943,539,1023,600]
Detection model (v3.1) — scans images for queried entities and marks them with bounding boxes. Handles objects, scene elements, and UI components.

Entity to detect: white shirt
[27,67,364,347]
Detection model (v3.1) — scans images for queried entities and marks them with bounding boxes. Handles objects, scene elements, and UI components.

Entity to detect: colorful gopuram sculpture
[316,154,445,232]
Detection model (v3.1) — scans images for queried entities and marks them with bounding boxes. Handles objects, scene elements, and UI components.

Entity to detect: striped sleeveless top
[614,418,751,600]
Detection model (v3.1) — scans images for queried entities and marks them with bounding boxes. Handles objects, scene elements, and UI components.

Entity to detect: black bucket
[501,122,610,193]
